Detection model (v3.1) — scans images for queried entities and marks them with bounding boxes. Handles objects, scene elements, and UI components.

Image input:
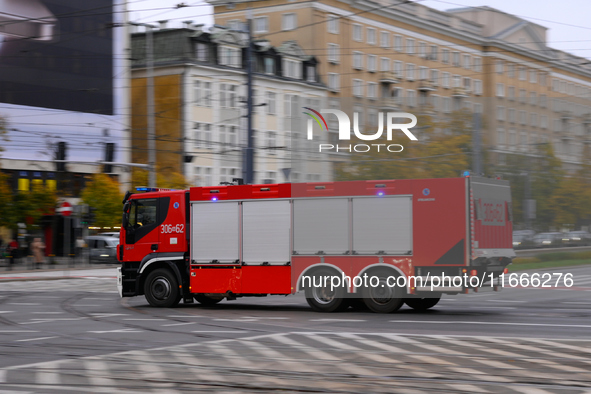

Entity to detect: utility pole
[244,12,254,184]
[146,24,157,187]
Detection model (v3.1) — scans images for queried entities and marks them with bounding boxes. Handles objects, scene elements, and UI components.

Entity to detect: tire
[304,269,347,312]
[194,294,223,306]
[361,271,404,313]
[144,268,181,307]
[404,296,441,311]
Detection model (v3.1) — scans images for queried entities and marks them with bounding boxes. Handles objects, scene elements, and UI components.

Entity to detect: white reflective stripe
[474,248,516,257]
[138,256,184,274]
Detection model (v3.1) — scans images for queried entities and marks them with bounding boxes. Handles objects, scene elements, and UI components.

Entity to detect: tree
[0,172,13,228]
[81,174,124,228]
[336,110,472,181]
[550,176,591,228]
[0,115,8,153]
[131,167,188,190]
[8,184,56,232]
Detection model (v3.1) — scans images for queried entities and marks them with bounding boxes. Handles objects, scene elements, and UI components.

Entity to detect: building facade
[208,1,591,170]
[131,24,329,186]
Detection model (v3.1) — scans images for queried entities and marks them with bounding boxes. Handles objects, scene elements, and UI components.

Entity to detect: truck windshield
[129,198,158,228]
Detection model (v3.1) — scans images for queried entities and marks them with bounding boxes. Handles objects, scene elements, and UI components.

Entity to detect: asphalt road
[0,265,590,392]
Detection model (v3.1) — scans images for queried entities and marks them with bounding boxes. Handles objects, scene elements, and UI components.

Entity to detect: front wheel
[404,296,441,311]
[144,268,181,307]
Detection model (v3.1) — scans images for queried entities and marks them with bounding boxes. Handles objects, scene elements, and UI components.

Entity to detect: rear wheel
[404,296,441,311]
[361,271,404,313]
[304,269,347,312]
[144,268,181,308]
[194,294,223,306]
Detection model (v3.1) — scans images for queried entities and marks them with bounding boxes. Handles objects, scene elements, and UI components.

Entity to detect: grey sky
[128,0,590,59]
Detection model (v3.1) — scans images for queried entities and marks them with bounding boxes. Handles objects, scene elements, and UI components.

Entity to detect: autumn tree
[81,174,124,228]
[0,172,13,228]
[131,167,188,190]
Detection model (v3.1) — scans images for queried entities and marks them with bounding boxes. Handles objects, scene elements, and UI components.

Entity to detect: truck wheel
[194,294,223,306]
[361,271,404,313]
[304,269,347,312]
[404,296,441,311]
[144,268,181,307]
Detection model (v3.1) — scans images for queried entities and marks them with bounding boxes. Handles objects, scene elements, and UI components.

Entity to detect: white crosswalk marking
[448,383,490,393]
[35,362,61,386]
[83,360,116,388]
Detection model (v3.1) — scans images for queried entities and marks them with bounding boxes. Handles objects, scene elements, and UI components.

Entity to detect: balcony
[418,80,437,92]
[378,97,401,111]
[379,71,400,84]
[452,87,469,98]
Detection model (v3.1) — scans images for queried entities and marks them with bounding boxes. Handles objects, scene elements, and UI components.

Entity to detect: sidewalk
[0,256,118,282]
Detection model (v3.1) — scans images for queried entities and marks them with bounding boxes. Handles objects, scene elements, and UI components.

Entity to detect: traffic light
[103,143,115,173]
[55,141,67,172]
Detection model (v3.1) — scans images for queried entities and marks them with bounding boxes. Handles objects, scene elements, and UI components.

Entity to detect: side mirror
[123,201,130,213]
[122,212,129,229]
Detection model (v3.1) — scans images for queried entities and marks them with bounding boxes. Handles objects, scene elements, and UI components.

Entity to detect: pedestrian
[31,237,45,270]
[7,238,19,270]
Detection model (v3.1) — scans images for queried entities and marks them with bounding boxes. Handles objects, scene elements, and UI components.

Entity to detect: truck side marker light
[503,268,509,274]
[462,269,467,273]
[211,197,218,201]
[470,270,477,276]
[377,191,385,197]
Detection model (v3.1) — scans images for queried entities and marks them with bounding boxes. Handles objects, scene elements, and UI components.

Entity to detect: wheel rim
[312,284,336,305]
[151,277,171,300]
[368,278,395,305]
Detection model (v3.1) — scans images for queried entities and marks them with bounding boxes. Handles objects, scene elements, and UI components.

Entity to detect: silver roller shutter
[352,196,412,255]
[242,200,291,264]
[191,201,240,263]
[293,198,349,255]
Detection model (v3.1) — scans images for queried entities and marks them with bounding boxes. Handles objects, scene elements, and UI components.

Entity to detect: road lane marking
[8,303,40,305]
[309,319,366,322]
[191,330,250,333]
[31,312,64,314]
[389,320,591,328]
[84,360,116,387]
[162,322,195,327]
[487,300,525,303]
[123,318,166,321]
[88,328,142,333]
[16,336,58,342]
[36,362,61,386]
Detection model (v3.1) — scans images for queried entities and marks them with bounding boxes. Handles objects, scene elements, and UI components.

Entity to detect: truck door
[124,197,170,260]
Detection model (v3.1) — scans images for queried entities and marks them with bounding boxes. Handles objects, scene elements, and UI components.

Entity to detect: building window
[463,54,471,70]
[429,45,438,61]
[328,73,340,91]
[194,80,212,106]
[508,108,515,123]
[540,73,547,86]
[541,115,548,129]
[380,57,390,72]
[284,94,297,117]
[394,61,403,77]
[540,94,547,108]
[220,168,239,184]
[266,91,276,114]
[496,83,505,97]
[497,106,505,121]
[406,38,415,55]
[452,51,460,66]
[227,20,243,30]
[367,27,376,44]
[442,49,449,64]
[507,63,515,78]
[430,69,439,84]
[474,79,482,95]
[367,82,377,99]
[264,57,275,74]
[352,24,362,41]
[266,131,277,154]
[282,13,297,30]
[519,89,526,104]
[407,90,416,107]
[419,66,428,81]
[219,84,237,108]
[519,110,526,125]
[380,31,389,48]
[418,42,426,58]
[196,43,208,61]
[218,46,241,67]
[328,43,340,63]
[442,72,450,88]
[519,67,527,81]
[473,57,481,72]
[530,70,537,83]
[496,60,504,74]
[367,55,377,72]
[306,66,316,83]
[394,35,403,51]
[497,128,505,146]
[530,113,537,127]
[282,58,302,79]
[327,14,339,33]
[253,16,268,33]
[463,77,471,91]
[194,122,212,149]
[407,63,415,81]
[353,79,363,97]
[443,97,451,113]
[508,86,515,101]
[353,51,364,70]
[530,92,537,106]
[453,75,461,88]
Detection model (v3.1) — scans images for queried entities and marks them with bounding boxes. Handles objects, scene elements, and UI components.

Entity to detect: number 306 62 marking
[161,224,184,234]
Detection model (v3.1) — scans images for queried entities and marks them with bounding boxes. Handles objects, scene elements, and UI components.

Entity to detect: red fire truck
[117,176,514,313]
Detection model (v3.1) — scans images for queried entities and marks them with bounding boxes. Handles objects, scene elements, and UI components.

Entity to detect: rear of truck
[410,176,513,296]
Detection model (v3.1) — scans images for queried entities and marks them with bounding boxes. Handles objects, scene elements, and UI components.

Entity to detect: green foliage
[0,172,13,228]
[81,174,124,228]
[6,184,56,231]
[131,167,188,190]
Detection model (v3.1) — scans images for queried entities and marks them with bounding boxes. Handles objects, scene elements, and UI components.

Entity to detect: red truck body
[117,177,514,312]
